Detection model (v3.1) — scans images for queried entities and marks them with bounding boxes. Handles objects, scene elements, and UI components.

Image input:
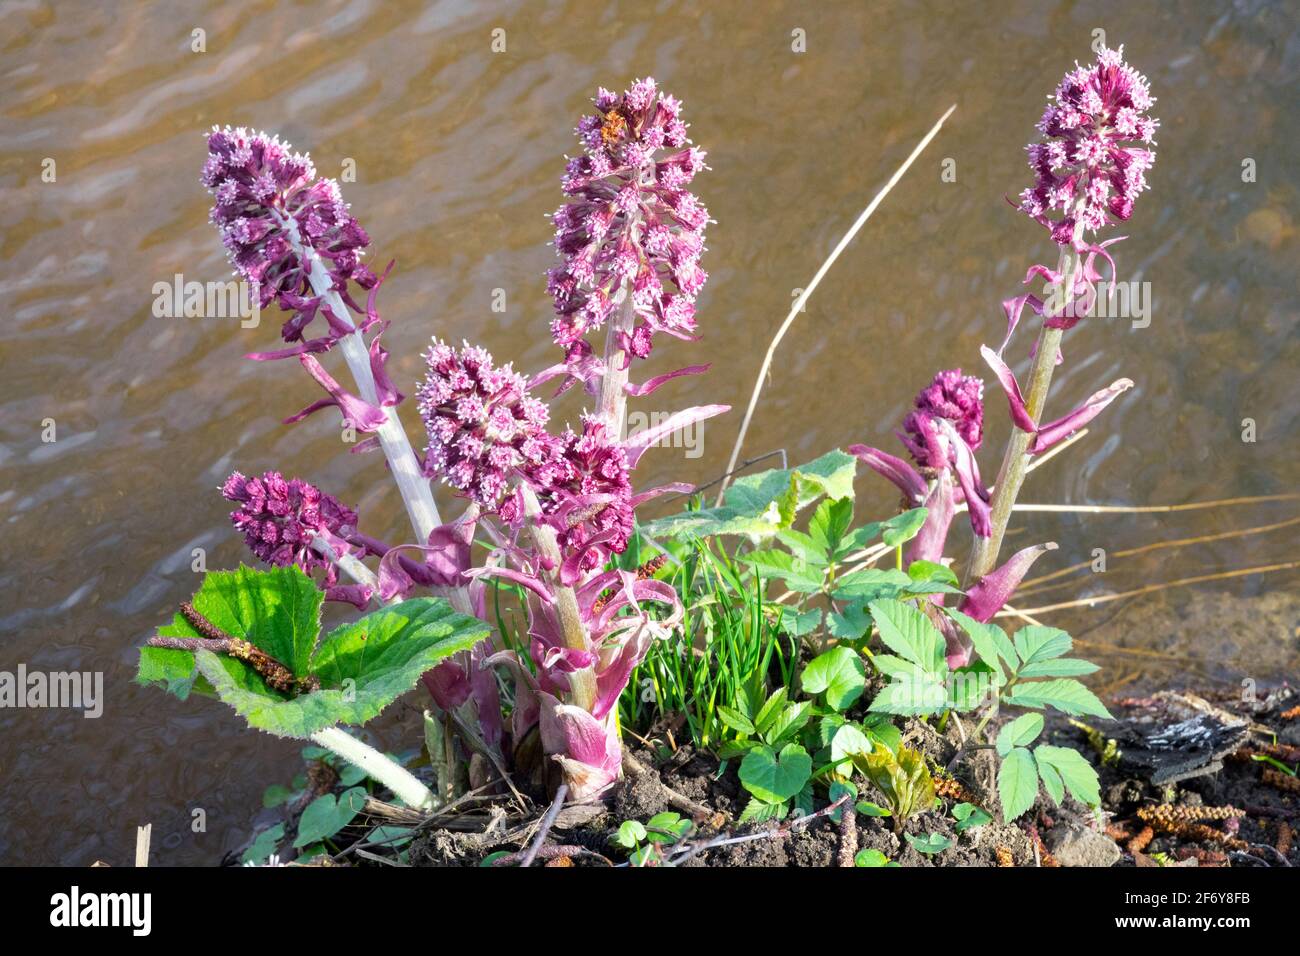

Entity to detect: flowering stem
[966,229,1083,584]
[310,725,438,810]
[283,213,442,545]
[521,486,596,712]
[311,535,380,592]
[596,291,636,440]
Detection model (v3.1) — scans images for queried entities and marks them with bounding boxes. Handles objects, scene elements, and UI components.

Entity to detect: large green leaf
[868,599,945,674]
[801,646,867,711]
[1005,678,1112,720]
[137,567,490,738]
[643,450,858,540]
[997,747,1039,822]
[739,743,812,803]
[1033,744,1102,807]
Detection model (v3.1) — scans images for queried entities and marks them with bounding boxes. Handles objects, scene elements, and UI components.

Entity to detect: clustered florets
[1018,46,1158,243]
[899,369,985,472]
[416,340,553,508]
[202,126,373,310]
[221,471,359,580]
[547,77,709,360]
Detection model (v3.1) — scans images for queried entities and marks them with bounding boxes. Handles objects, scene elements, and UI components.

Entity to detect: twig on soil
[653,794,852,867]
[521,784,568,868]
[622,751,721,823]
[837,800,858,867]
[491,844,613,867]
[717,104,956,502]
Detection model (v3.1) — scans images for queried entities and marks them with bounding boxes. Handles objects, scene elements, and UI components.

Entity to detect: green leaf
[1005,679,1113,719]
[740,549,825,592]
[996,713,1044,756]
[717,705,755,736]
[855,801,890,817]
[905,832,952,855]
[997,747,1039,822]
[294,787,366,847]
[1012,626,1073,666]
[646,812,692,843]
[739,743,812,803]
[951,802,993,832]
[852,743,936,823]
[855,848,898,867]
[828,780,858,821]
[200,596,490,738]
[763,701,812,747]
[944,608,1017,678]
[830,723,873,765]
[868,599,946,674]
[241,824,285,865]
[827,601,872,640]
[868,674,949,716]
[738,797,788,824]
[1034,745,1102,807]
[947,662,996,712]
[1016,658,1100,678]
[614,820,647,849]
[802,646,867,711]
[1036,756,1065,805]
[907,560,958,587]
[776,529,830,567]
[831,569,915,601]
[881,508,928,547]
[643,450,858,540]
[780,608,824,637]
[753,687,789,736]
[810,497,854,557]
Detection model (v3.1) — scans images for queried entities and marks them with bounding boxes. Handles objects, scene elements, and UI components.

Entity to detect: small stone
[1046,824,1121,868]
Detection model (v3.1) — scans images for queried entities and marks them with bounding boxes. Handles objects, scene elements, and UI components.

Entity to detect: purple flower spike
[538,692,622,802]
[1017,46,1158,243]
[203,126,374,334]
[222,470,362,588]
[548,78,709,362]
[1030,378,1135,454]
[898,369,984,471]
[958,542,1058,623]
[417,339,554,509]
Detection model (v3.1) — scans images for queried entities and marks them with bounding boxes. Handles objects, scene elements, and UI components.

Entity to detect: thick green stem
[966,224,1084,584]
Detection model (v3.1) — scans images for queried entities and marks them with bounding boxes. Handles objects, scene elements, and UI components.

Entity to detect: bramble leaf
[997,747,1039,821]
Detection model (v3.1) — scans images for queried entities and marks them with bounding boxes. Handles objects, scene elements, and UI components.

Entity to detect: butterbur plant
[138,79,726,812]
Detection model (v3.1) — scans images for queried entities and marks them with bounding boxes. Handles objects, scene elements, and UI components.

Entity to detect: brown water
[1,1,1296,865]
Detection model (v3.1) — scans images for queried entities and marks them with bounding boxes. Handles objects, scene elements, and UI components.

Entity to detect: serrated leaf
[907,560,958,587]
[763,701,812,747]
[776,529,830,567]
[868,599,946,673]
[780,608,824,637]
[753,686,789,736]
[810,497,854,557]
[881,508,928,547]
[1036,756,1065,805]
[1016,658,1099,678]
[1012,626,1073,666]
[802,646,867,711]
[1005,679,1112,719]
[740,549,825,592]
[827,601,872,640]
[643,450,858,541]
[947,662,996,712]
[1034,744,1102,806]
[738,796,788,824]
[996,713,1044,756]
[739,744,812,803]
[831,568,915,601]
[944,608,1017,678]
[868,675,949,716]
[997,747,1039,822]
[241,824,285,865]
[852,743,935,822]
[198,597,490,738]
[717,705,755,736]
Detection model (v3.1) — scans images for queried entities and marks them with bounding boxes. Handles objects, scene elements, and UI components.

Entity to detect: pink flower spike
[848,444,928,503]
[958,542,1058,623]
[1030,378,1134,454]
[941,421,992,538]
[980,345,1037,433]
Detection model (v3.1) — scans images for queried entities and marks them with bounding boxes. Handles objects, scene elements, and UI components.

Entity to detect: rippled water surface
[1,0,1296,864]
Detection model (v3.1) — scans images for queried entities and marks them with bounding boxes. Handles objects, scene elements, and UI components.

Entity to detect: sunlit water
[0,0,1296,864]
